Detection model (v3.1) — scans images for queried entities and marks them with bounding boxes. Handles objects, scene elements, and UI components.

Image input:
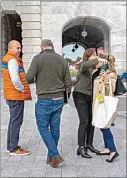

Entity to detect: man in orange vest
[2,40,32,156]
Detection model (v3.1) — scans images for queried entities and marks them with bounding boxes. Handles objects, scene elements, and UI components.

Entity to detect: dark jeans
[35,98,64,158]
[100,128,116,153]
[6,100,24,152]
[73,91,94,146]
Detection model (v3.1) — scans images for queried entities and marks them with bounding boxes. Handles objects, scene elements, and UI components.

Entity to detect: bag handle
[109,77,113,96]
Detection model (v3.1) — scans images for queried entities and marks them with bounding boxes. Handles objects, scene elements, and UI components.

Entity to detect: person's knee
[36,120,48,131]
[79,119,88,126]
[101,128,113,138]
[38,125,48,134]
[50,125,60,132]
[10,119,23,126]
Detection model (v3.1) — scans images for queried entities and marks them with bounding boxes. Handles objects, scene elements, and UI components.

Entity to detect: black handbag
[114,75,127,96]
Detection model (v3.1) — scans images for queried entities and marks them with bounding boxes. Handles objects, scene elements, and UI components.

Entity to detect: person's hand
[96,62,103,69]
[74,60,83,69]
[74,63,79,69]
[98,58,109,64]
[98,52,108,60]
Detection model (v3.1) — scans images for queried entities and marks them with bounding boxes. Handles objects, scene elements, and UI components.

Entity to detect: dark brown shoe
[46,157,52,164]
[50,156,63,168]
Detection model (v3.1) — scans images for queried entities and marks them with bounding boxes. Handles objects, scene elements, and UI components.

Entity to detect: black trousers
[73,91,94,146]
[6,100,24,152]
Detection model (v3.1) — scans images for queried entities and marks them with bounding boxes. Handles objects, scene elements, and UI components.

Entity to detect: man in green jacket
[26,39,72,168]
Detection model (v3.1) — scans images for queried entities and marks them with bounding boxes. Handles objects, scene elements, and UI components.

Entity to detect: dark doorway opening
[62,16,110,52]
[1,10,22,58]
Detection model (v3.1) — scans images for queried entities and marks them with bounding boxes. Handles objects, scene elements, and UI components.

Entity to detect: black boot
[86,145,100,154]
[77,146,92,158]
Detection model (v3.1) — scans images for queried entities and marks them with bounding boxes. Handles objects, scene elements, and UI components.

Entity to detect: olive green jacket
[74,59,98,95]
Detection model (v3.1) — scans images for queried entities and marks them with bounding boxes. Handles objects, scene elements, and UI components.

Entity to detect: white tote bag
[92,78,119,128]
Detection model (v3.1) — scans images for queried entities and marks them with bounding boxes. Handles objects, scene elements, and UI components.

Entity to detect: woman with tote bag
[92,55,119,163]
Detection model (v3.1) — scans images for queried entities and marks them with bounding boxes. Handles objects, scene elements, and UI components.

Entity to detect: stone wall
[41,1,126,72]
[1,1,126,72]
[15,1,41,70]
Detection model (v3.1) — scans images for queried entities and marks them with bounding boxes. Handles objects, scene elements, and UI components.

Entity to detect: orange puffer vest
[2,52,32,100]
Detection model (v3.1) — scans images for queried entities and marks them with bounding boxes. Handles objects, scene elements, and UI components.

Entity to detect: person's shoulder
[108,54,115,60]
[8,59,19,70]
[108,71,117,78]
[108,54,114,57]
[34,53,40,58]
[55,52,67,62]
[9,58,17,62]
[54,52,63,58]
[8,58,18,65]
[37,51,51,58]
[32,53,41,60]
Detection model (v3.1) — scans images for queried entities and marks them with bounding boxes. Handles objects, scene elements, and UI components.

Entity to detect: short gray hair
[41,39,54,47]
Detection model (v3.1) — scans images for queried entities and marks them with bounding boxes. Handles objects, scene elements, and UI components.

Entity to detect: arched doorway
[62,43,85,61]
[62,16,110,53]
[1,10,22,59]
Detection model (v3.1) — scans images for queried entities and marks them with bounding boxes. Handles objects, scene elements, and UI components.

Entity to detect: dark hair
[83,48,96,61]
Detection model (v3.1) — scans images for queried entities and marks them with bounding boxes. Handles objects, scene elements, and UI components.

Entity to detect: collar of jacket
[92,69,98,75]
[7,51,22,63]
[95,69,111,79]
[41,49,55,53]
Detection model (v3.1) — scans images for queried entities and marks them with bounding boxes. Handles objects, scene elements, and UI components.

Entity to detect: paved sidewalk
[1,86,126,177]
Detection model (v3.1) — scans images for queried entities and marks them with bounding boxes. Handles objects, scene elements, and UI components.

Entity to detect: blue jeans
[100,128,116,153]
[35,98,64,158]
[6,100,24,152]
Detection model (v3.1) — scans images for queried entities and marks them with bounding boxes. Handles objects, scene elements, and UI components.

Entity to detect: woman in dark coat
[73,48,106,158]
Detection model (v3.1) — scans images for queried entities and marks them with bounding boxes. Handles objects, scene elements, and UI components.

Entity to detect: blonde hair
[108,55,116,74]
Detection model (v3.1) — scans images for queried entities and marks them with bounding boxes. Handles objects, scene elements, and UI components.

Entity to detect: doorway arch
[1,10,22,58]
[62,16,111,53]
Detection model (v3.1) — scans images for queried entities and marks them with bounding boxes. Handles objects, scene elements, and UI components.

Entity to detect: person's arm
[80,57,109,73]
[26,56,38,84]
[95,61,103,69]
[8,59,24,92]
[79,59,98,73]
